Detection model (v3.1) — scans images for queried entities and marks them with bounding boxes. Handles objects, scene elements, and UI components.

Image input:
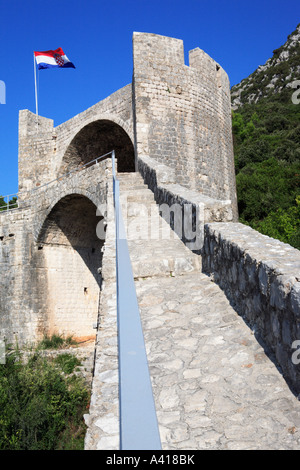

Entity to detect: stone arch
[35,187,102,243]
[58,114,135,176]
[36,192,105,341]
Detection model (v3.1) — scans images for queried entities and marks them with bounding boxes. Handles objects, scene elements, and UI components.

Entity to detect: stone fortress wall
[0,32,300,393]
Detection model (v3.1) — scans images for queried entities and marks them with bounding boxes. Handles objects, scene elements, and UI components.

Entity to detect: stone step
[117,173,202,278]
[118,172,146,191]
[120,189,155,204]
[118,179,145,189]
[117,172,144,181]
[119,184,147,190]
[127,239,201,279]
[122,201,158,219]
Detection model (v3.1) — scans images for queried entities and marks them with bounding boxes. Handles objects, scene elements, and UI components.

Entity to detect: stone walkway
[137,271,300,450]
[84,173,300,450]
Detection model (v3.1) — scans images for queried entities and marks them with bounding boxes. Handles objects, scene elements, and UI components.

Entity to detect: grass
[37,333,77,350]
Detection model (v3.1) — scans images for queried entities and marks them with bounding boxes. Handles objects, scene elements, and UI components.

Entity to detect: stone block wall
[32,157,111,241]
[54,85,134,175]
[0,208,45,345]
[2,31,242,347]
[18,111,55,194]
[137,153,234,252]
[0,201,102,346]
[18,32,238,218]
[202,222,300,394]
[138,153,234,221]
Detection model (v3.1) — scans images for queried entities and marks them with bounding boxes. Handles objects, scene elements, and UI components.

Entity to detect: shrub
[0,350,89,450]
[236,158,299,221]
[232,81,300,250]
[252,198,300,250]
[54,353,82,374]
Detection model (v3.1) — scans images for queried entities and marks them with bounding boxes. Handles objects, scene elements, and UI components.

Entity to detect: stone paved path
[84,173,300,450]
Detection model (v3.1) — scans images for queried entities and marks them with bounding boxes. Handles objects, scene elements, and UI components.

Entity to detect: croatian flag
[34,47,75,70]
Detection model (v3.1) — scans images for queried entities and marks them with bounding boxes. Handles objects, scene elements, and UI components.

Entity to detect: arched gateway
[59,119,135,175]
[36,193,104,340]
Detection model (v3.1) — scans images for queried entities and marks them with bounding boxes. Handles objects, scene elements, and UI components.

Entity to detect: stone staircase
[117,172,201,279]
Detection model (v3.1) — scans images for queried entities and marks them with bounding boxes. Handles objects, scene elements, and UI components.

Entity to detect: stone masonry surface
[137,273,300,450]
[138,153,234,227]
[202,223,300,395]
[18,84,133,194]
[2,31,238,347]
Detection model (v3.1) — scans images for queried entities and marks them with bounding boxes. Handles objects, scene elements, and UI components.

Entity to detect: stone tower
[132,32,238,219]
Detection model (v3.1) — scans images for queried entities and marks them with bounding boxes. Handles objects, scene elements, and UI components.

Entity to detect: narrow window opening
[216,64,221,88]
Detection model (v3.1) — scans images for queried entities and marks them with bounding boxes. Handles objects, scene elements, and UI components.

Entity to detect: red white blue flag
[34,47,75,70]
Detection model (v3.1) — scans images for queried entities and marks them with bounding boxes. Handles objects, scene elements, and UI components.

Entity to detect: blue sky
[0,0,299,196]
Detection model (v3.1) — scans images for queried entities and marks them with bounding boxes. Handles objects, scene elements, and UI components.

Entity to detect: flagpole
[33,53,38,125]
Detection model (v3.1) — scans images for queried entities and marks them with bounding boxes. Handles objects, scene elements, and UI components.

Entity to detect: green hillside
[231,24,300,250]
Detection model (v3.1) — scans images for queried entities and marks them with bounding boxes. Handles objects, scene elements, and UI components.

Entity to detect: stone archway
[37,193,105,341]
[59,119,135,176]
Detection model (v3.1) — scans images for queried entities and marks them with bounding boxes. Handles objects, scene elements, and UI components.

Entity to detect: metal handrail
[0,151,113,213]
[112,150,161,450]
[31,151,113,193]
[0,194,19,212]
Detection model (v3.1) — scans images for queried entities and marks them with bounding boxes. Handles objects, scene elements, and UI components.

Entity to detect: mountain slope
[230,24,300,250]
[231,23,300,109]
